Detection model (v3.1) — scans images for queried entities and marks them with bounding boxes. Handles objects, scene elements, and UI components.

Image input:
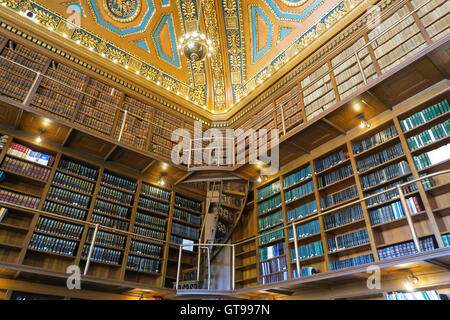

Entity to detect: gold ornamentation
[103,0,141,22]
[72,29,100,48]
[33,7,60,29]
[140,65,158,80]
[0,0,21,9]
[106,46,129,65]
[223,0,236,15]
[230,55,240,72]
[280,0,308,7]
[181,0,196,21]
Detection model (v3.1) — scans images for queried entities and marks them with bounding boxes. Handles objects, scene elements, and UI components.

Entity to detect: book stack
[400,99,450,132]
[320,185,358,209]
[284,181,314,203]
[442,234,450,247]
[174,195,202,212]
[260,252,287,273]
[29,234,77,256]
[323,205,364,230]
[0,207,7,223]
[86,228,126,249]
[42,201,86,221]
[413,143,450,170]
[329,254,374,270]
[288,219,321,240]
[283,165,312,189]
[260,270,289,285]
[369,196,424,225]
[419,173,434,190]
[135,211,167,230]
[39,77,82,100]
[1,156,51,181]
[98,185,133,205]
[257,180,281,201]
[353,125,399,155]
[360,161,411,189]
[122,96,153,119]
[53,172,94,194]
[0,189,39,209]
[171,222,199,239]
[259,227,284,245]
[317,164,353,188]
[35,217,84,240]
[365,175,417,207]
[386,291,441,300]
[259,242,285,261]
[0,135,9,149]
[356,143,404,173]
[275,85,302,130]
[138,197,170,215]
[7,143,53,166]
[328,228,370,252]
[258,194,282,215]
[258,210,283,231]
[378,236,436,260]
[91,213,129,231]
[94,199,129,219]
[81,245,121,265]
[130,240,163,258]
[406,119,450,150]
[102,173,137,193]
[127,256,160,273]
[141,183,171,201]
[173,208,201,226]
[3,42,48,72]
[286,200,317,222]
[291,241,324,261]
[133,225,166,240]
[314,150,349,173]
[47,187,91,208]
[292,267,318,279]
[32,87,77,119]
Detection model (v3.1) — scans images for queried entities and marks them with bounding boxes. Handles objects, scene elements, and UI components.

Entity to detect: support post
[397,186,421,252]
[84,224,99,276]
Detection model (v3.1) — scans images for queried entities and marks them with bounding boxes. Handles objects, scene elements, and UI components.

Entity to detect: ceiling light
[36,136,42,143]
[405,273,419,291]
[257,176,262,183]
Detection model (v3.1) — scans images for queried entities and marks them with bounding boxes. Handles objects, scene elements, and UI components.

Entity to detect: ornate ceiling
[0,0,367,116]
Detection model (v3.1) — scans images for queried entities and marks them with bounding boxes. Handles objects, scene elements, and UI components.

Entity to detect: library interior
[0,0,448,301]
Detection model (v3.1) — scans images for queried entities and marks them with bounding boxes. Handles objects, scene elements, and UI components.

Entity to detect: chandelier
[178,0,213,62]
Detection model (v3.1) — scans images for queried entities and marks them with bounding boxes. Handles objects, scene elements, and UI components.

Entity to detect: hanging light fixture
[178,0,213,62]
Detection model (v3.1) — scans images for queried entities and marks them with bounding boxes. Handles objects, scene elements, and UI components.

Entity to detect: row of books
[364,175,417,207]
[141,183,171,202]
[40,77,82,100]
[47,186,90,208]
[284,181,314,203]
[102,173,137,193]
[259,243,285,261]
[0,73,29,100]
[258,194,282,215]
[352,125,398,155]
[32,88,77,118]
[98,185,133,205]
[0,207,7,223]
[50,62,87,82]
[75,113,112,135]
[327,228,370,252]
[42,201,87,221]
[2,45,48,72]
[259,227,284,245]
[320,185,358,210]
[123,96,153,118]
[356,143,404,173]
[399,99,449,132]
[127,256,161,273]
[386,291,442,300]
[315,150,349,173]
[133,225,166,240]
[283,165,312,189]
[260,271,288,285]
[369,196,424,226]
[91,213,129,231]
[53,172,94,194]
[58,159,97,181]
[288,219,321,240]
[291,241,324,261]
[360,161,410,190]
[94,199,129,219]
[323,205,364,230]
[7,143,53,166]
[258,210,283,231]
[138,197,170,215]
[260,256,287,276]
[135,211,167,230]
[171,222,200,239]
[406,119,450,151]
[2,156,51,181]
[413,144,450,171]
[287,200,317,222]
[86,229,126,249]
[0,135,9,149]
[35,217,84,240]
[378,236,436,260]
[82,95,117,116]
[257,180,281,201]
[173,208,201,226]
[292,267,318,278]
[0,188,40,209]
[29,234,77,256]
[130,240,163,259]
[0,57,35,80]
[329,254,374,271]
[87,79,122,102]
[442,234,450,247]
[174,195,202,212]
[81,245,122,265]
[317,164,353,188]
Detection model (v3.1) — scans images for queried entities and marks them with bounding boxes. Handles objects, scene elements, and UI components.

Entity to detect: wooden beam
[285,139,311,154]
[62,127,73,146]
[104,145,118,161]
[321,118,346,135]
[13,109,23,129]
[141,159,156,173]
[174,171,194,185]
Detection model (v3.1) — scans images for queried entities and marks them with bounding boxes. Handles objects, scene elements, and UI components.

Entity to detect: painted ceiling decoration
[0,0,367,116]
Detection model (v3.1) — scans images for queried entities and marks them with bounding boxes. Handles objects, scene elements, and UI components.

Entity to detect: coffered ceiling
[0,0,369,116]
